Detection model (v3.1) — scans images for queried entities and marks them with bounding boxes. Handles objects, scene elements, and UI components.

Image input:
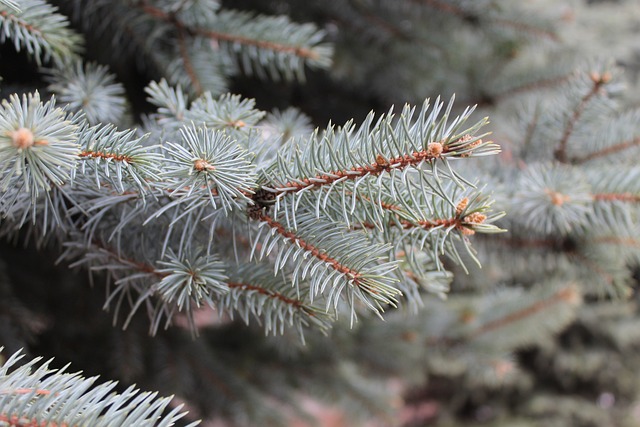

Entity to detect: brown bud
[11,127,35,149]
[459,308,476,324]
[460,139,482,158]
[229,120,246,128]
[427,142,443,157]
[401,331,418,342]
[557,284,581,306]
[546,190,569,206]
[456,197,469,216]
[193,159,215,171]
[461,227,476,236]
[463,212,487,224]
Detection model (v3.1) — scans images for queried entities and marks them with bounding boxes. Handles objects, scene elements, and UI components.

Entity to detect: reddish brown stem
[418,0,558,41]
[79,150,133,163]
[177,28,203,94]
[227,282,313,315]
[0,11,42,36]
[573,137,640,164]
[258,214,366,286]
[138,3,319,60]
[0,413,68,427]
[94,240,312,312]
[0,388,51,396]
[555,77,605,163]
[468,286,578,339]
[273,145,444,196]
[594,193,640,203]
[495,73,573,103]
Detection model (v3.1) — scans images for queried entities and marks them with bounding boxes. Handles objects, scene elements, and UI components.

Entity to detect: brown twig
[468,286,578,338]
[418,0,559,41]
[0,11,42,36]
[257,213,365,286]
[79,150,133,163]
[138,2,320,60]
[0,414,68,427]
[555,72,610,163]
[594,193,640,203]
[270,142,445,197]
[176,28,203,95]
[427,285,579,347]
[572,137,640,164]
[227,282,314,316]
[495,73,573,104]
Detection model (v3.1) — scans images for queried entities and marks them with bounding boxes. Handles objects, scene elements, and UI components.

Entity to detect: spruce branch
[259,98,498,229]
[573,136,640,164]
[159,124,256,213]
[138,1,332,81]
[0,0,19,12]
[252,211,400,323]
[75,122,163,193]
[145,81,265,140]
[493,72,574,105]
[465,285,580,341]
[223,264,333,340]
[46,61,127,125]
[0,82,501,337]
[0,349,199,427]
[0,92,79,206]
[555,70,612,163]
[155,249,229,312]
[430,284,581,350]
[416,0,559,41]
[513,163,593,235]
[0,0,82,66]
[64,235,330,338]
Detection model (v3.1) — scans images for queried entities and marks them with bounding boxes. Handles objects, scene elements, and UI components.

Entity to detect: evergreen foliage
[1,0,640,426]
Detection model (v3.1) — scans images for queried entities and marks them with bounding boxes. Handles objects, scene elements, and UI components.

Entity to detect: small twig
[572,137,640,164]
[555,72,610,163]
[257,213,365,285]
[593,193,640,203]
[138,2,320,60]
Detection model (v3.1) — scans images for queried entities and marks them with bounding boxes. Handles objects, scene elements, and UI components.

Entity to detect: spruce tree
[1,1,639,426]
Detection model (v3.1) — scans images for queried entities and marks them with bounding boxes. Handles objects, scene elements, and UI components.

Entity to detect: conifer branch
[137,1,331,80]
[268,141,447,198]
[46,62,127,125]
[572,136,640,164]
[259,98,498,231]
[430,285,580,348]
[258,213,365,281]
[555,71,610,163]
[357,210,487,236]
[252,211,401,321]
[417,0,559,41]
[227,282,308,313]
[0,0,19,12]
[0,350,199,427]
[494,73,574,104]
[467,286,579,339]
[593,193,640,203]
[176,28,203,95]
[195,27,320,61]
[0,0,82,66]
[569,251,615,287]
